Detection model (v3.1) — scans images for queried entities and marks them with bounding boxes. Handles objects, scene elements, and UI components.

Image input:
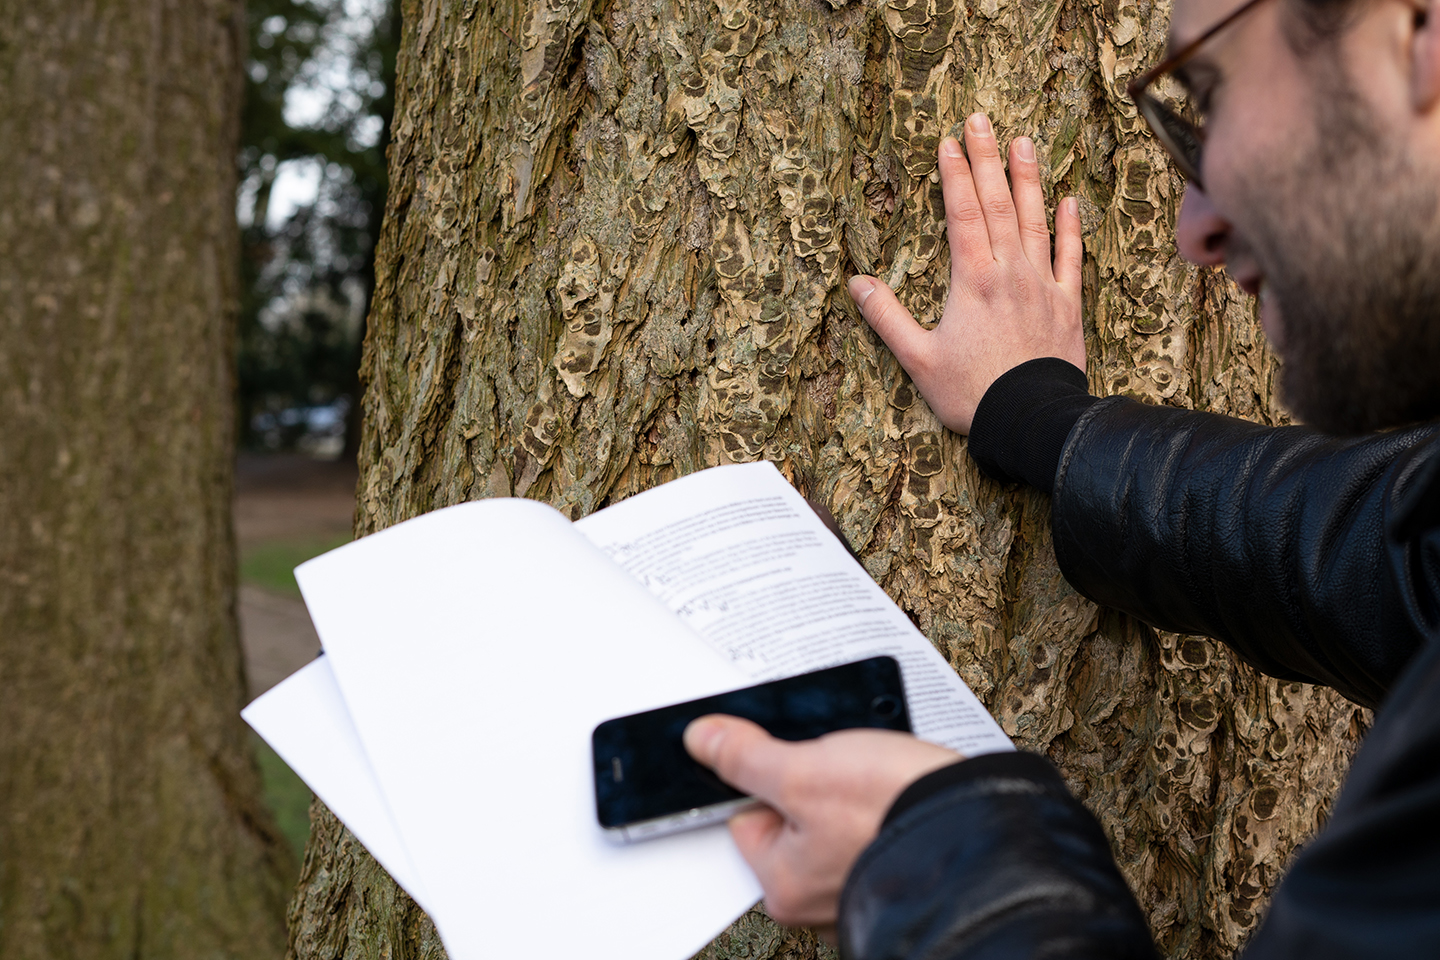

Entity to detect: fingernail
[1015,137,1034,162]
[848,275,876,306]
[968,113,991,136]
[1066,196,1079,216]
[684,717,724,759]
[942,136,962,158]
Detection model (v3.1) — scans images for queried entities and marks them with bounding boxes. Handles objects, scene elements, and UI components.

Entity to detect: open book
[244,461,1011,960]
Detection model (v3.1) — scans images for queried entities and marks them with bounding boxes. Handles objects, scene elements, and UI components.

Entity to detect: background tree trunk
[288,0,1367,957]
[0,1,292,957]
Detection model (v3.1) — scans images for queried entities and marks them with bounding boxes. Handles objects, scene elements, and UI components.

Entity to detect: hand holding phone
[592,656,911,841]
[683,715,962,929]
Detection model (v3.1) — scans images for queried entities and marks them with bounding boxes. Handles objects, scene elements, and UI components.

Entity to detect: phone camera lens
[870,695,900,719]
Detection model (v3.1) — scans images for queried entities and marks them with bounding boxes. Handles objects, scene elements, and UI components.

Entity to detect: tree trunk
[288,0,1367,957]
[0,1,292,957]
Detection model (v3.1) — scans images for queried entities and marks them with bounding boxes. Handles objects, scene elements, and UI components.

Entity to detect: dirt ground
[235,453,358,700]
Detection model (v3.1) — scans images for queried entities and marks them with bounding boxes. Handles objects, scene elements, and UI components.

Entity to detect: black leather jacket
[837,360,1440,959]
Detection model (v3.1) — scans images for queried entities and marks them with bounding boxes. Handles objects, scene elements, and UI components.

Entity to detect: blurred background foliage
[237,0,397,457]
[237,0,396,860]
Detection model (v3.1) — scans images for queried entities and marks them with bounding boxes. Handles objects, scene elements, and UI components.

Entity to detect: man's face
[1171,0,1440,433]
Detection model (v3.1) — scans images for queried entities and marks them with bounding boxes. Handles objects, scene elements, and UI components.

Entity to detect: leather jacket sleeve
[1052,398,1440,708]
[836,378,1440,960]
[837,753,1156,960]
[842,621,1440,960]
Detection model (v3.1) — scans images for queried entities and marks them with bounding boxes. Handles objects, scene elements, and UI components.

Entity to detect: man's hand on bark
[850,112,1085,435]
[683,715,960,933]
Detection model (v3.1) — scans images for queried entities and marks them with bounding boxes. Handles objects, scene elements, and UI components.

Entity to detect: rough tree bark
[0,1,292,958]
[287,0,1367,957]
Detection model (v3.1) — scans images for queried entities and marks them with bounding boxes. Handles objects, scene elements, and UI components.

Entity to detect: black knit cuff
[883,752,1068,827]
[968,358,1097,494]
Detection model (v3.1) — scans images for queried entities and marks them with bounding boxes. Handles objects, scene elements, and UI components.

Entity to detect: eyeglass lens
[1138,95,1205,186]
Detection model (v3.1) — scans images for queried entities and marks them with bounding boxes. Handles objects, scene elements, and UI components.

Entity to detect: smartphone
[592,655,911,841]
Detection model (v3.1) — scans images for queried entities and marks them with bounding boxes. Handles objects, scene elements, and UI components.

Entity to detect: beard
[1229,72,1440,435]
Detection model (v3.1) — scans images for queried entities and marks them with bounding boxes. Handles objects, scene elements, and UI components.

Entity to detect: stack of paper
[244,462,1012,960]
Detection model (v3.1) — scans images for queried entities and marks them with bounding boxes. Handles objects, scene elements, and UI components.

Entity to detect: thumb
[848,275,927,369]
[684,714,791,805]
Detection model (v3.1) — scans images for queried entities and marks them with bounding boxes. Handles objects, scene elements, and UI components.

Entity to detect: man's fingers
[1054,196,1083,293]
[937,137,990,271]
[727,804,786,868]
[684,715,792,805]
[962,113,1022,260]
[849,276,928,371]
[1008,137,1053,280]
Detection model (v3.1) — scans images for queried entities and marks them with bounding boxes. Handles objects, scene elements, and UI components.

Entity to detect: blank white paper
[241,656,431,909]
[294,498,762,960]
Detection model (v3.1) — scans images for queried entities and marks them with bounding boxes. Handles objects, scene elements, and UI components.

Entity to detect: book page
[575,462,1012,757]
[293,498,761,960]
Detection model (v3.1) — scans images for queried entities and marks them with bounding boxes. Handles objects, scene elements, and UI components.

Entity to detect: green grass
[253,733,314,861]
[240,535,351,598]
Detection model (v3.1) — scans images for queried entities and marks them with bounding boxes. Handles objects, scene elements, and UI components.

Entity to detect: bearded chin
[1270,253,1440,436]
[1233,55,1440,436]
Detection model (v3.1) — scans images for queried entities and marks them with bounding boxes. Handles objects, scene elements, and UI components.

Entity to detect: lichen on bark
[287,0,1367,957]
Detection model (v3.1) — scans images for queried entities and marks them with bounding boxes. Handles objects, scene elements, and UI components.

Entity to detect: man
[683,0,1440,955]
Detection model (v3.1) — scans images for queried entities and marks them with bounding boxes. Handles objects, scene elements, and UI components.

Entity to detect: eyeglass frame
[1126,0,1279,190]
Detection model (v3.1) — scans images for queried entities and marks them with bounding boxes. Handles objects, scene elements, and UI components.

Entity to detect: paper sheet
[255,461,1014,960]
[576,462,1013,757]
[294,498,762,960]
[242,656,431,909]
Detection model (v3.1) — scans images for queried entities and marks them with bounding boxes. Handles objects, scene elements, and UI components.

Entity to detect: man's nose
[1176,185,1231,266]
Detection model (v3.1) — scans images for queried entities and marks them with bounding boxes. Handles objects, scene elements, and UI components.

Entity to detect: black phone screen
[592,656,911,830]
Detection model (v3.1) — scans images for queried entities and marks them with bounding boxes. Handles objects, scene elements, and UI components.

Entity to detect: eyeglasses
[1126,0,1277,190]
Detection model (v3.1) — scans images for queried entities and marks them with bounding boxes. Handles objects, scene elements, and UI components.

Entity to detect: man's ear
[1413,0,1440,111]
